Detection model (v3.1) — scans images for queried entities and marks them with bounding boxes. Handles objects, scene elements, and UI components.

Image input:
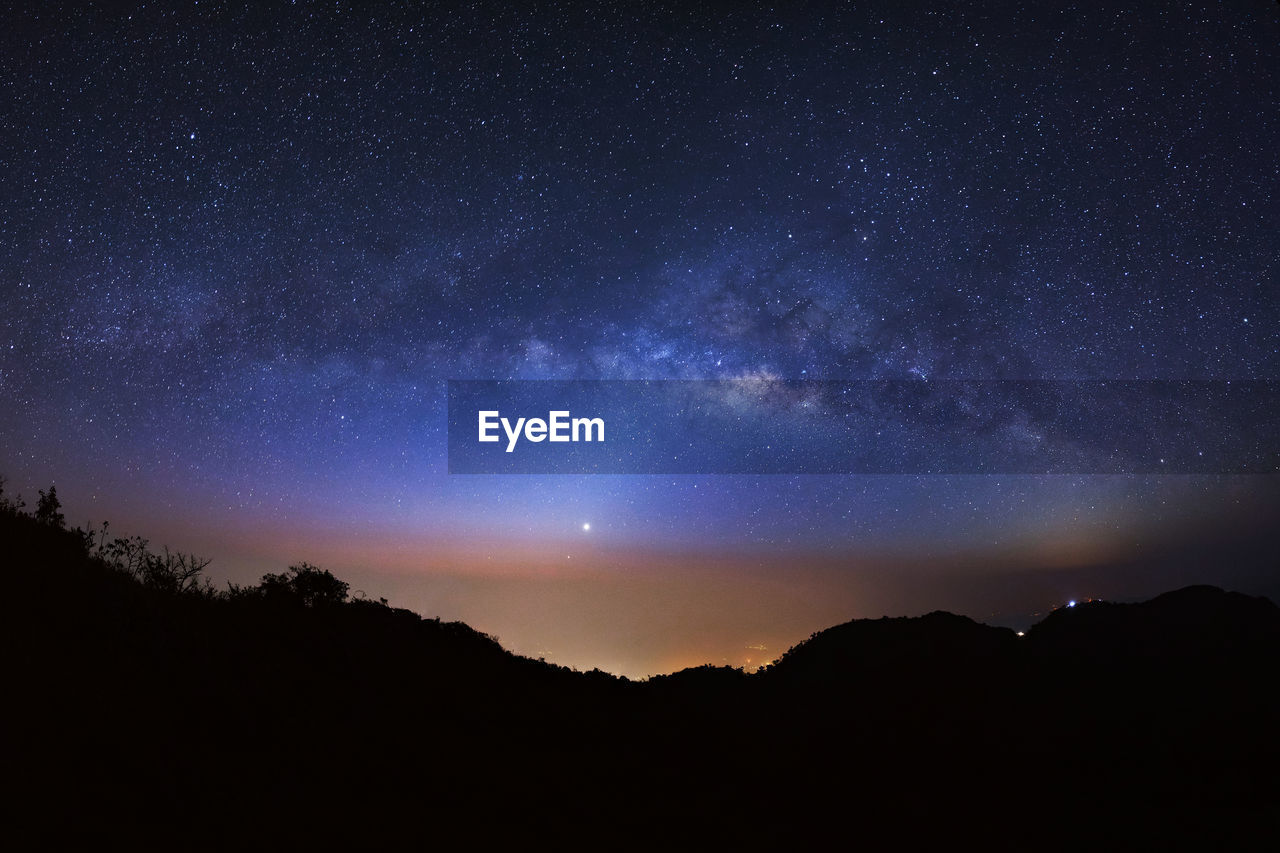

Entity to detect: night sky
[2,1,1277,676]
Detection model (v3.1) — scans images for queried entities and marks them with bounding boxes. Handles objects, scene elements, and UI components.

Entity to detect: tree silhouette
[35,486,64,528]
[139,546,213,594]
[0,475,20,513]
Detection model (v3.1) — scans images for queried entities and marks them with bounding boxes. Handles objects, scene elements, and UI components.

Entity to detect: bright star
[582,522,591,532]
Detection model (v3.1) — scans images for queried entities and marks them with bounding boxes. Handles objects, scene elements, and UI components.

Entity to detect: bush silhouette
[257,561,350,606]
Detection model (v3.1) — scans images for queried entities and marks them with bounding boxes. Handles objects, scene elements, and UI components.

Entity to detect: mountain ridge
[4,486,1278,846]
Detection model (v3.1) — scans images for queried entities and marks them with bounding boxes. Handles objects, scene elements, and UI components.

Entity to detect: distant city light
[1067,600,1077,608]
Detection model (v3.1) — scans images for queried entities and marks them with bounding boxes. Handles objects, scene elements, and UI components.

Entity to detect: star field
[0,1,1276,674]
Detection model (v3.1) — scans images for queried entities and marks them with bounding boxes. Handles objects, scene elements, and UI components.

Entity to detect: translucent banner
[446,380,1277,474]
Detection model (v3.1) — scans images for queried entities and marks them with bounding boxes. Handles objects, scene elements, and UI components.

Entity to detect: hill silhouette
[1023,585,1280,662]
[3,482,1278,847]
[764,610,1018,681]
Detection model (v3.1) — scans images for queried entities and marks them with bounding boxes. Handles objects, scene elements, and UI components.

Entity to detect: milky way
[1,2,1276,674]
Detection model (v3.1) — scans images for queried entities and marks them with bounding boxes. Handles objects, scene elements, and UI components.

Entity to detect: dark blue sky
[1,1,1276,675]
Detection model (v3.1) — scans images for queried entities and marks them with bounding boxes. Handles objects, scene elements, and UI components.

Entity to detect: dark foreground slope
[4,505,1279,848]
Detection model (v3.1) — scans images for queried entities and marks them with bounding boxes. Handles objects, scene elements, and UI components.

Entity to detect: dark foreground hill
[3,495,1279,848]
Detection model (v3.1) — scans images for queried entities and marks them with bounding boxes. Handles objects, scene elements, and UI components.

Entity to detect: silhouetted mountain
[3,487,1278,848]
[648,663,754,689]
[764,610,1018,682]
[1024,585,1280,664]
